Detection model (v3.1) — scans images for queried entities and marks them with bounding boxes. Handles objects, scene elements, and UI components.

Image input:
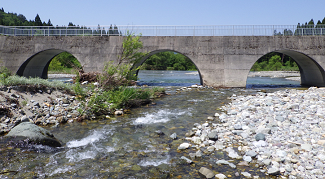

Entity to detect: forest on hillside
[1,7,323,72]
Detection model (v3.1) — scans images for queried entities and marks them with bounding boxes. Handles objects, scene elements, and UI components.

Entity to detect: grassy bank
[0,75,165,117]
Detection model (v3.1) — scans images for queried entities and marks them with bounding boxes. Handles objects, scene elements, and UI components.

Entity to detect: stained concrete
[1,35,325,87]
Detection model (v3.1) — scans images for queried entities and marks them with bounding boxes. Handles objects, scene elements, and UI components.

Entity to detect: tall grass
[0,75,72,90]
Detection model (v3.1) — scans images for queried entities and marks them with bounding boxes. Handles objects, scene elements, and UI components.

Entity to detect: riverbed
[0,70,303,178]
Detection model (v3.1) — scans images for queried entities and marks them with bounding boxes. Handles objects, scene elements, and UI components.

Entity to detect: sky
[2,0,325,26]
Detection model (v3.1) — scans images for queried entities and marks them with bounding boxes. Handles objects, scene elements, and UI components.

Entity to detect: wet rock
[215,173,227,179]
[199,167,214,178]
[241,172,252,178]
[5,122,61,147]
[169,132,177,140]
[180,156,193,164]
[114,110,123,115]
[155,130,165,136]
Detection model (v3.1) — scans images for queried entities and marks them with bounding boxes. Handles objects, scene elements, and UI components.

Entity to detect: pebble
[178,143,191,150]
[177,87,325,178]
[170,132,177,140]
[215,173,227,179]
[199,167,214,178]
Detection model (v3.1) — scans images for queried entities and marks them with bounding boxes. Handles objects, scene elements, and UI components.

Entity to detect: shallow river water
[0,71,301,178]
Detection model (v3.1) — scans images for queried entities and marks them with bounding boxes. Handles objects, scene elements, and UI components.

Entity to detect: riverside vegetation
[0,32,165,135]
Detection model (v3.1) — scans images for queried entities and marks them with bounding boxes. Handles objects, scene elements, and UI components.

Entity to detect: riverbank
[178,86,325,178]
[249,71,300,81]
[0,85,81,135]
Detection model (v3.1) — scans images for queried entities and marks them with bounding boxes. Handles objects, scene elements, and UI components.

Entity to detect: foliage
[141,51,196,71]
[0,8,52,26]
[250,54,299,71]
[0,75,72,90]
[99,31,147,90]
[84,86,164,115]
[48,52,82,73]
[0,60,11,85]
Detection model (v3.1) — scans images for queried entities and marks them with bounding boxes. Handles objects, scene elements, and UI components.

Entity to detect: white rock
[215,173,227,179]
[178,143,191,150]
[241,172,252,178]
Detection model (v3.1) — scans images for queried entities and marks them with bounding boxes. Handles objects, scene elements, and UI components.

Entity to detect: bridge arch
[16,49,82,79]
[247,49,325,87]
[132,49,203,85]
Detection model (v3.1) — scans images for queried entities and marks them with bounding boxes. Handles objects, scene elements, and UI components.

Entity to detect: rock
[234,123,242,130]
[178,143,191,150]
[185,130,195,137]
[267,167,280,176]
[246,150,257,158]
[114,110,123,115]
[214,141,224,150]
[21,115,30,122]
[215,173,227,179]
[216,160,230,165]
[199,167,214,178]
[225,147,239,159]
[180,156,193,164]
[170,132,177,140]
[241,172,252,178]
[255,133,266,141]
[192,136,201,144]
[263,159,272,166]
[155,130,165,136]
[195,150,203,158]
[301,144,312,151]
[238,161,249,166]
[5,122,61,147]
[207,116,214,121]
[243,155,252,162]
[208,130,218,141]
[189,153,196,159]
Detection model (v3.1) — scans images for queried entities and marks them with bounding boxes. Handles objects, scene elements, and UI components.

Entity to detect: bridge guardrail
[1,25,325,36]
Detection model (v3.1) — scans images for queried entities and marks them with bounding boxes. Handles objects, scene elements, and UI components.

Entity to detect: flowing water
[0,71,301,178]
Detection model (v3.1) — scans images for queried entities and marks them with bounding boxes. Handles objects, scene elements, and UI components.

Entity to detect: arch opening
[246,50,325,88]
[132,50,202,86]
[17,49,81,79]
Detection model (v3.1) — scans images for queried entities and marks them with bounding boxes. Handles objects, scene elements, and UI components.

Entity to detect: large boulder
[5,122,61,147]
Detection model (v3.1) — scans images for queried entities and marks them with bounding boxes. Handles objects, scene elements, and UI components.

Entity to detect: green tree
[34,14,42,26]
[99,31,147,90]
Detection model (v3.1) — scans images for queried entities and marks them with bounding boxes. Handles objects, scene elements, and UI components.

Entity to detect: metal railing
[1,25,325,36]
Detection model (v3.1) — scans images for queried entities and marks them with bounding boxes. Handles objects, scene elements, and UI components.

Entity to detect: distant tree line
[0,8,120,36]
[141,51,197,71]
[0,8,52,26]
[275,18,325,36]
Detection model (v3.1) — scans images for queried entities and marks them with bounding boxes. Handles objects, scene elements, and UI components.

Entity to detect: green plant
[21,100,28,107]
[99,31,147,90]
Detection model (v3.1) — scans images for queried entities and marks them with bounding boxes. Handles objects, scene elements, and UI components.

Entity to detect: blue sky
[2,0,325,26]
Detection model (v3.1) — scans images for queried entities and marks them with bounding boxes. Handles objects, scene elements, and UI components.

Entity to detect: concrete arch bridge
[1,25,325,87]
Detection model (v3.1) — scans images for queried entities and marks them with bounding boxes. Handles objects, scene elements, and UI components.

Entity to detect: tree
[34,14,42,26]
[47,19,53,26]
[99,31,147,89]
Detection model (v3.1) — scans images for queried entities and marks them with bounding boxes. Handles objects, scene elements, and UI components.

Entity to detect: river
[0,70,301,178]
